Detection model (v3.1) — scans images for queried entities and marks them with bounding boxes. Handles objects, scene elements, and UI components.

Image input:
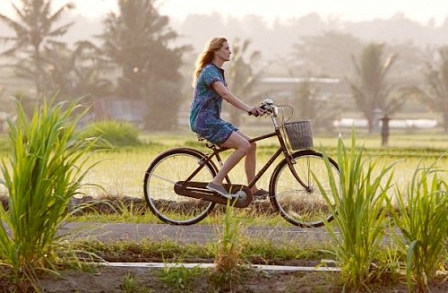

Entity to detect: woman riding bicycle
[189,37,268,199]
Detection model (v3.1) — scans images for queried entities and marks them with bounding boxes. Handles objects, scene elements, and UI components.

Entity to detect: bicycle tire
[269,149,340,227]
[143,148,216,225]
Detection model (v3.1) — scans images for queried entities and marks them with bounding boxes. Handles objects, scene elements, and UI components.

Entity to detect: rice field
[72,131,448,200]
[1,130,448,200]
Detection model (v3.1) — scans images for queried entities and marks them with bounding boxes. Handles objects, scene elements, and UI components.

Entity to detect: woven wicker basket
[284,120,313,150]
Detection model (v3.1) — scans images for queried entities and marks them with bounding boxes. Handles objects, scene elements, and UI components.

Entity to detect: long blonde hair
[192,37,228,86]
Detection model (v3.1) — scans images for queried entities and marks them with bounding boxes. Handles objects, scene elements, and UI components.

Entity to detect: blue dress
[190,63,238,144]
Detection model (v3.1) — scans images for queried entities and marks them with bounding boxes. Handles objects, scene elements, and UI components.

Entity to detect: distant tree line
[0,0,188,130]
[1,1,448,133]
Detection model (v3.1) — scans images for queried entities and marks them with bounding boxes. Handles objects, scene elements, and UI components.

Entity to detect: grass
[3,126,448,291]
[388,164,448,293]
[210,202,247,289]
[0,97,98,289]
[157,264,205,293]
[2,129,448,196]
[317,131,395,291]
[73,229,334,265]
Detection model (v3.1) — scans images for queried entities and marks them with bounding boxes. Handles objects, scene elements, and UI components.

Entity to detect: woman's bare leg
[210,130,262,194]
[236,132,259,193]
[210,131,251,185]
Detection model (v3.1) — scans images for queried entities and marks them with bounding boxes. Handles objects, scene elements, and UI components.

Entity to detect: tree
[290,73,338,131]
[225,38,264,125]
[292,32,363,78]
[0,0,74,97]
[421,47,448,132]
[98,0,189,130]
[349,43,404,133]
[42,41,113,99]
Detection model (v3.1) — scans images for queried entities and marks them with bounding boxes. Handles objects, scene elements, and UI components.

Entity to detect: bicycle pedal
[254,195,268,201]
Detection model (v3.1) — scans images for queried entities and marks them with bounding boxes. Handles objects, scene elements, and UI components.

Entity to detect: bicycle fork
[285,154,313,193]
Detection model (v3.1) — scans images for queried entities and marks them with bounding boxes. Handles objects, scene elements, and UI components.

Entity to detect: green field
[1,131,448,200]
[63,131,448,200]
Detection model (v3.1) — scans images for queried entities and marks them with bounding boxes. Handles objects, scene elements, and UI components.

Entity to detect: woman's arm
[212,81,263,115]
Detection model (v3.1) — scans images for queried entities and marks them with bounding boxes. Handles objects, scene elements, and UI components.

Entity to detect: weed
[388,164,448,292]
[121,272,138,292]
[120,272,154,293]
[0,97,98,289]
[209,201,249,290]
[157,264,205,293]
[317,131,394,291]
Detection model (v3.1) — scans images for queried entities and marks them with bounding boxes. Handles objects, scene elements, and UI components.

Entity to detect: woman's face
[215,41,231,62]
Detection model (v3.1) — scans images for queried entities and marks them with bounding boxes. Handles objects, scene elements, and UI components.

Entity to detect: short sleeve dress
[189,63,238,145]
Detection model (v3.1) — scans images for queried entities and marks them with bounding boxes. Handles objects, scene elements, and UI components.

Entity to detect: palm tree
[42,41,113,99]
[349,43,403,133]
[292,32,363,78]
[225,38,264,125]
[290,72,338,131]
[0,0,74,97]
[421,46,448,133]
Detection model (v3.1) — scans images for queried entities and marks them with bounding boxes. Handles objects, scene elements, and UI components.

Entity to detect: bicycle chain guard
[174,181,253,208]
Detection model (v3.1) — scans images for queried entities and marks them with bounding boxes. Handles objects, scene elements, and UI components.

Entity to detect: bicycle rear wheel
[143,148,216,225]
[270,149,340,227]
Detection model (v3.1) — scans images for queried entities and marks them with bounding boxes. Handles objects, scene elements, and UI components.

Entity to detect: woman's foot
[252,188,269,200]
[206,182,237,199]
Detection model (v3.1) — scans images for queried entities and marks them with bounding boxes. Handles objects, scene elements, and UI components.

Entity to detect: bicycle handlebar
[248,98,278,117]
[260,98,278,116]
[254,98,294,129]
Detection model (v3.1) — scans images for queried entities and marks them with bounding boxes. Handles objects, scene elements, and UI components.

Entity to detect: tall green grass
[389,164,448,292]
[0,98,97,287]
[210,202,247,290]
[317,132,394,291]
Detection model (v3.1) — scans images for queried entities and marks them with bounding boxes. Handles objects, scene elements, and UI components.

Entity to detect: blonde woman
[189,37,268,199]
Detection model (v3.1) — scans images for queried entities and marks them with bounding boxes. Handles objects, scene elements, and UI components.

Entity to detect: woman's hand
[248,106,265,117]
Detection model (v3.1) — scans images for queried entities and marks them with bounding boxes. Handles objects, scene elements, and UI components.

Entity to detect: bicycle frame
[188,123,310,193]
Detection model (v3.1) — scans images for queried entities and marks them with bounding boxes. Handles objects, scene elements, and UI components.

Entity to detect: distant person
[381,115,390,146]
[189,37,268,199]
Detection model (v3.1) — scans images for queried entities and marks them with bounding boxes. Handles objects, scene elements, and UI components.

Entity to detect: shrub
[80,120,141,147]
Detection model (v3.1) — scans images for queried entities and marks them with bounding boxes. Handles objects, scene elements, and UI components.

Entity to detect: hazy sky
[1,0,447,25]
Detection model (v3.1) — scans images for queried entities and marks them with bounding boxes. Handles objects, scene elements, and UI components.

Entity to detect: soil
[25,266,448,293]
[38,267,345,293]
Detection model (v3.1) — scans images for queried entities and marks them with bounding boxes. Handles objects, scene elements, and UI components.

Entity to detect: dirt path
[62,222,332,245]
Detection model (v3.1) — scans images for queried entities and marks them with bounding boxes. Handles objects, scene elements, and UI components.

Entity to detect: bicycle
[143,98,340,227]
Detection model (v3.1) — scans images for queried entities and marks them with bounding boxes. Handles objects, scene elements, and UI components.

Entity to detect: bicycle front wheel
[143,148,217,225]
[270,149,340,227]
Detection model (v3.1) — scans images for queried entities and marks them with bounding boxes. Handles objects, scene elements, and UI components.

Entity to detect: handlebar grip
[260,104,273,114]
[247,111,260,117]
